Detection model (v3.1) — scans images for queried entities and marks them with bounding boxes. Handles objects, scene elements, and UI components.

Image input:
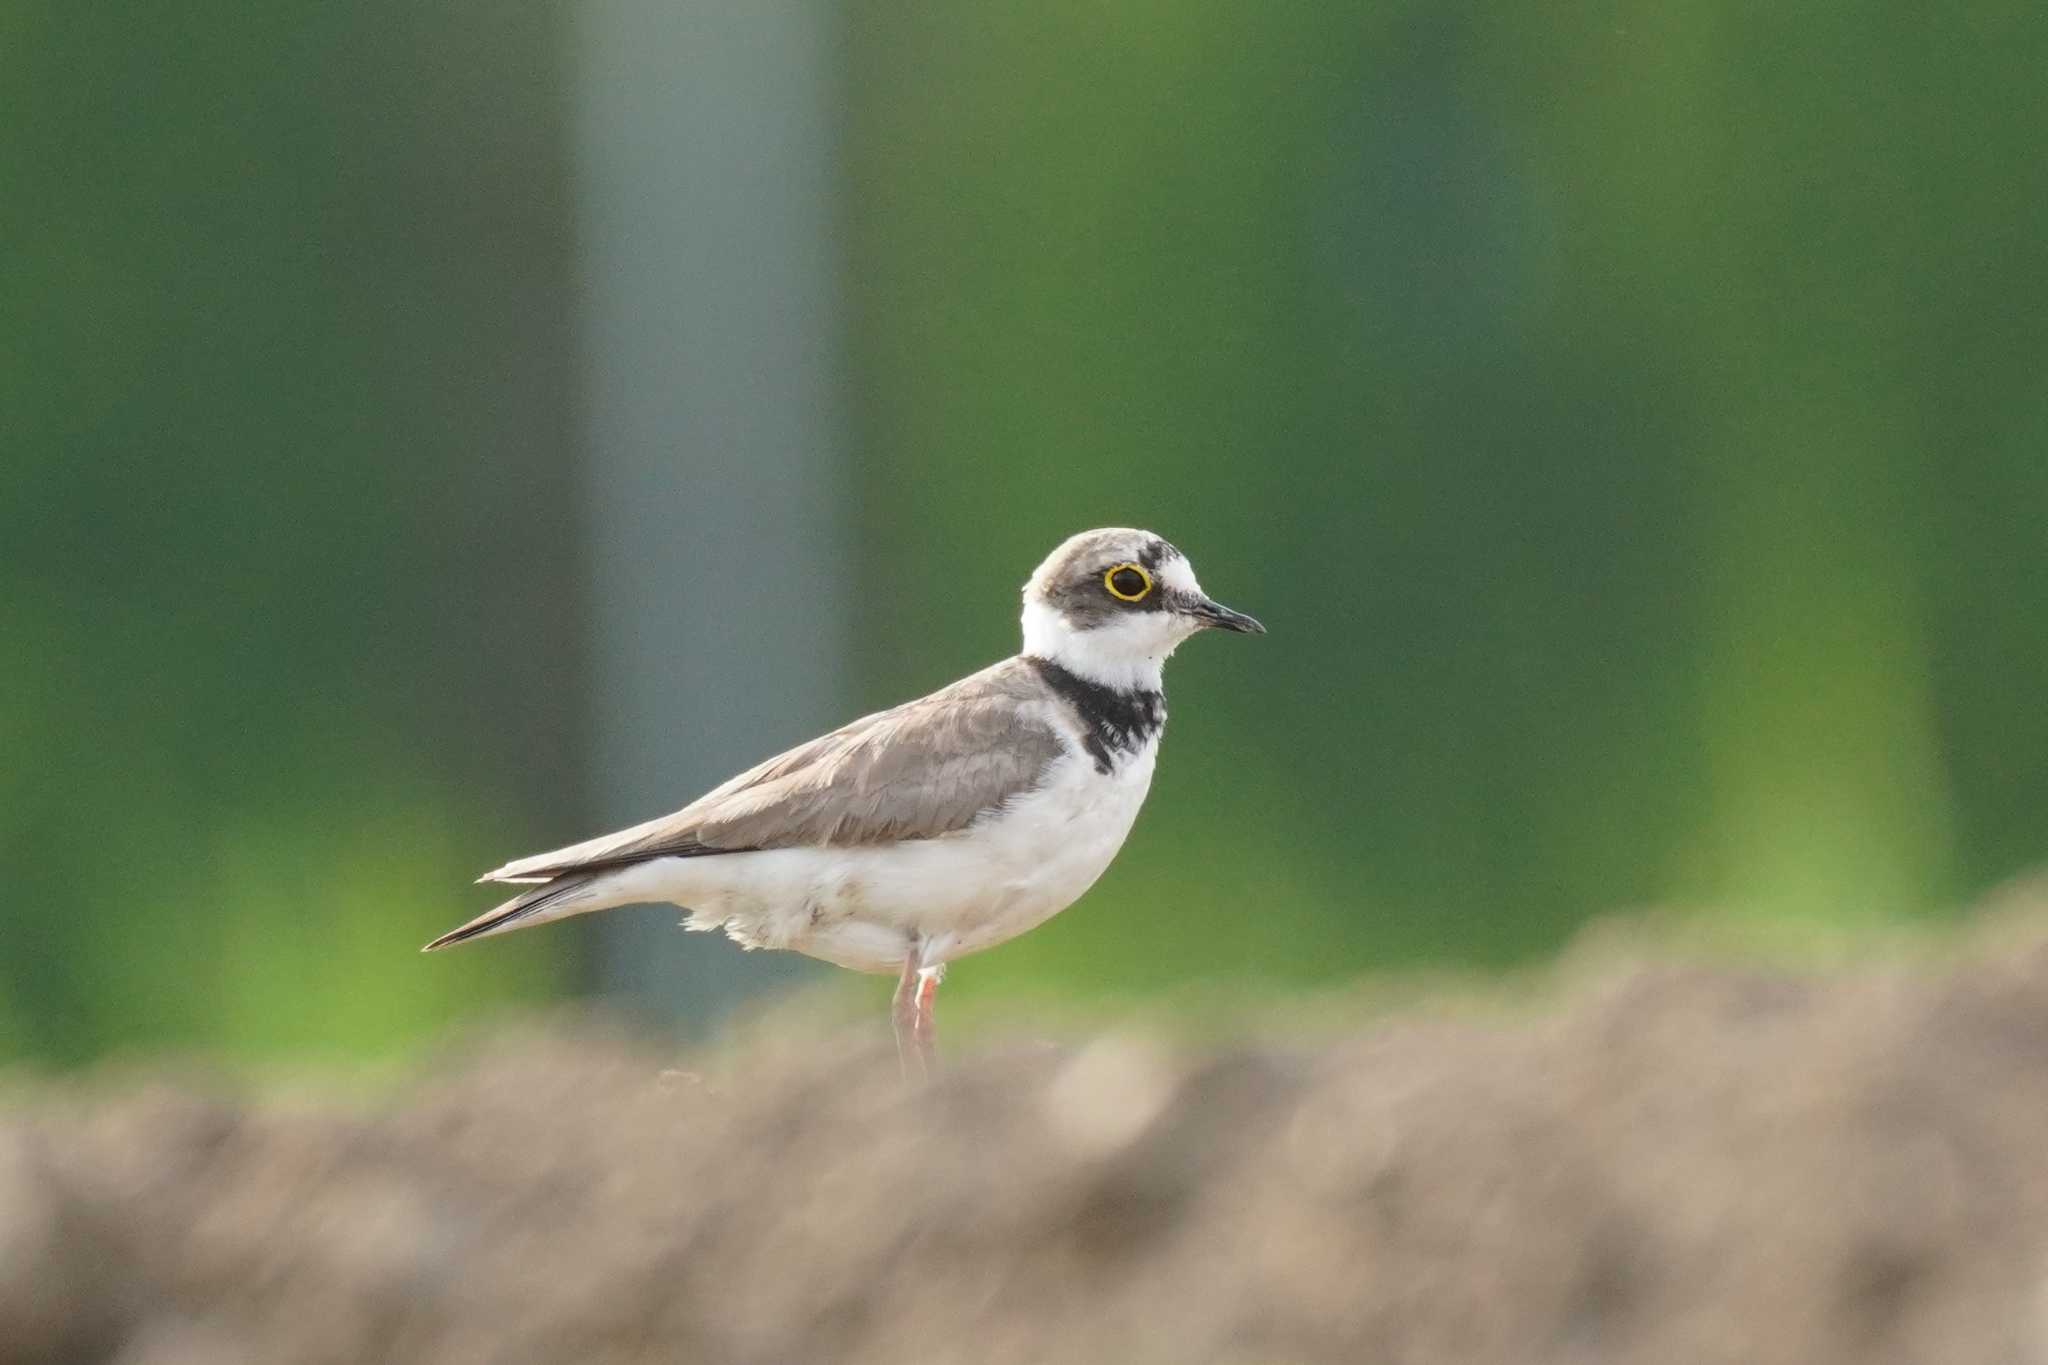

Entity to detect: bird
[423,528,1264,1076]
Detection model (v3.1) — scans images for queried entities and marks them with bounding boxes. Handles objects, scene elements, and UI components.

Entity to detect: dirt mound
[10,911,2048,1365]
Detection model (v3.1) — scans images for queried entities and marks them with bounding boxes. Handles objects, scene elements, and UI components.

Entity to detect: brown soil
[9,905,2048,1365]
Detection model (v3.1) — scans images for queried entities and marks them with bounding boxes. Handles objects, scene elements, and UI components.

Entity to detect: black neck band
[1026,656,1166,775]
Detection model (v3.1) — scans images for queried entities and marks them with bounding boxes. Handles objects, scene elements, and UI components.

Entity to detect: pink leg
[892,950,935,1082]
[914,967,940,1067]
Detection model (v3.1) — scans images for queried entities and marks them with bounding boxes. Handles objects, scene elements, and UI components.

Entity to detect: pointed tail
[422,874,602,952]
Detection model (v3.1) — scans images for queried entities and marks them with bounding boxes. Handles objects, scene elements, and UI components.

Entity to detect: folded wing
[481,659,1067,884]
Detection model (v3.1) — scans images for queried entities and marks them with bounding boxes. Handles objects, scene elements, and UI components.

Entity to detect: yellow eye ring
[1103,562,1153,602]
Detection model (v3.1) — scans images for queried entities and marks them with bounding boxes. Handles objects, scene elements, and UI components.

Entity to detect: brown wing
[482,659,1067,883]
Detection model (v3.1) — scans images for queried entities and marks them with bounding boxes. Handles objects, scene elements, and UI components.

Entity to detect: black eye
[1104,564,1152,601]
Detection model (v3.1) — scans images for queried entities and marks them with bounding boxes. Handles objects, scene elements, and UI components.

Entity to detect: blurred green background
[4,1,2043,1067]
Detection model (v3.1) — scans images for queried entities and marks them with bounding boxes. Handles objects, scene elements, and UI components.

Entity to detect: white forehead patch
[1155,552,1202,599]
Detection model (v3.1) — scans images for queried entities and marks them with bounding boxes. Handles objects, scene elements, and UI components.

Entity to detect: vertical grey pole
[573,1,842,1026]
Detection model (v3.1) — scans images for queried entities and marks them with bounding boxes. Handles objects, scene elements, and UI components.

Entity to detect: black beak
[1186,596,1266,635]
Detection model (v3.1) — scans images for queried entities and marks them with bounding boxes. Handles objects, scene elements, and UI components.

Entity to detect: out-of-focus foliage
[0,4,582,1063]
[4,1,2045,1063]
[842,1,2048,1002]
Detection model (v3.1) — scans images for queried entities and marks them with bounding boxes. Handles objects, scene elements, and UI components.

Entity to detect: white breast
[612,736,1160,974]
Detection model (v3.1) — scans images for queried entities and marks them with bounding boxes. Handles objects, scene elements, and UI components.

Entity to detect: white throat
[1020,600,1178,693]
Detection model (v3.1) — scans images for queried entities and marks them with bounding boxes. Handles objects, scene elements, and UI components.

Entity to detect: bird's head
[1020,528,1264,690]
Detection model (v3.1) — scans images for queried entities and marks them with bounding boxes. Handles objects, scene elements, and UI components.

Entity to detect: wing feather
[482,659,1067,883]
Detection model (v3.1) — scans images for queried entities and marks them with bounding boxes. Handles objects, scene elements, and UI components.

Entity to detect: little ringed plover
[424,527,1264,1075]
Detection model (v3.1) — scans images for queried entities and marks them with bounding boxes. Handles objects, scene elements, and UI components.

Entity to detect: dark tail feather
[421,875,594,952]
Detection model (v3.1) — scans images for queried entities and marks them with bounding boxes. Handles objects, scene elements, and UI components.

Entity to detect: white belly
[608,742,1158,973]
